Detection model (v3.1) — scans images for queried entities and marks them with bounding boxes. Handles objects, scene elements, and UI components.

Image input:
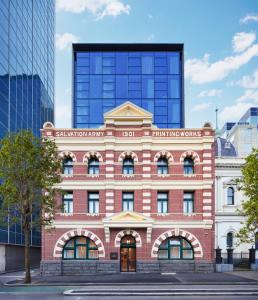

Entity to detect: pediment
[103,211,153,223]
[104,101,153,124]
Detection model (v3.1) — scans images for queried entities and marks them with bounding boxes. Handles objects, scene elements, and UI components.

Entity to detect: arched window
[62,236,98,260]
[88,157,99,175]
[158,237,194,260]
[184,157,194,174]
[157,157,168,174]
[227,187,234,205]
[226,232,233,248]
[63,157,73,175]
[122,156,134,175]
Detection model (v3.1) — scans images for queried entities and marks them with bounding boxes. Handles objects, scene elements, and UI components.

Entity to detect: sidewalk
[3,270,258,286]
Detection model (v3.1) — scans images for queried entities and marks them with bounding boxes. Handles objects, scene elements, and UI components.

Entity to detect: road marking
[161,273,176,275]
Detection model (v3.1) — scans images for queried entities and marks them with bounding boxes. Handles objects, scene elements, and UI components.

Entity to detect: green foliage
[235,148,258,245]
[0,130,62,228]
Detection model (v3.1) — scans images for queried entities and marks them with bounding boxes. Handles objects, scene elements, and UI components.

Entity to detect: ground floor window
[158,237,194,260]
[62,236,98,260]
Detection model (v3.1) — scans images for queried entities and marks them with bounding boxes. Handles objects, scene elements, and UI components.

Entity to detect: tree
[235,148,258,246]
[0,130,62,283]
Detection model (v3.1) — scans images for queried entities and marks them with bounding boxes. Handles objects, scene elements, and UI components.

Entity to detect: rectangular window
[88,192,99,214]
[122,192,134,211]
[183,192,194,214]
[157,192,168,213]
[63,192,73,213]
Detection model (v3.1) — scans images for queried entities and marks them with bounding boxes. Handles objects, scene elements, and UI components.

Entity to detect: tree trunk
[24,223,31,284]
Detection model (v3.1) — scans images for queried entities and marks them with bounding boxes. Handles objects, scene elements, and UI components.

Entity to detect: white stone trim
[151,229,203,258]
[203,166,211,171]
[203,199,212,204]
[180,150,200,163]
[203,213,212,217]
[143,206,151,210]
[203,160,212,164]
[106,167,114,171]
[105,160,114,164]
[106,192,114,196]
[106,153,114,158]
[203,206,212,210]
[118,151,139,163]
[142,174,151,178]
[153,151,174,164]
[59,151,77,162]
[106,174,114,178]
[83,151,103,163]
[114,229,142,247]
[143,192,151,197]
[143,153,151,158]
[106,206,114,210]
[53,229,105,258]
[143,199,151,204]
[143,167,151,171]
[203,153,212,158]
[203,192,212,197]
[106,199,114,204]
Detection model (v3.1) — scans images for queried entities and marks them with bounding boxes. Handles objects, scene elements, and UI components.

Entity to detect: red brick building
[41,102,215,275]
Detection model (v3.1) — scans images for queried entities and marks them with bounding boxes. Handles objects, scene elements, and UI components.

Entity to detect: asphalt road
[0,269,258,299]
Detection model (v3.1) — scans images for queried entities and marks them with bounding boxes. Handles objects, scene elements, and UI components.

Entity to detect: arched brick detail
[154,151,174,164]
[180,151,200,163]
[118,151,139,163]
[83,151,103,164]
[151,229,203,258]
[114,229,142,247]
[53,229,105,258]
[43,121,54,129]
[59,151,77,162]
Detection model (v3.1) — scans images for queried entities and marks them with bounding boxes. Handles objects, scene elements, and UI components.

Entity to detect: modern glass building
[0,0,55,270]
[72,44,184,128]
[0,0,54,139]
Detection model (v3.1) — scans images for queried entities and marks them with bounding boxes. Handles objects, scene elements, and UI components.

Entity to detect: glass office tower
[72,44,184,128]
[0,0,54,269]
[0,0,54,139]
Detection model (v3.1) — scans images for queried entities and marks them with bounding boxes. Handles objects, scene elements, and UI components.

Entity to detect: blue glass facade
[72,44,184,128]
[0,0,55,247]
[0,0,54,139]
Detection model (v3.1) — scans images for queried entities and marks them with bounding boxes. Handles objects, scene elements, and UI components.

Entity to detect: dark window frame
[158,237,194,260]
[183,192,194,214]
[88,192,99,214]
[122,192,134,211]
[227,187,234,205]
[88,156,100,175]
[157,192,168,213]
[63,156,73,175]
[122,156,134,175]
[183,157,194,174]
[62,192,73,213]
[62,236,98,260]
[157,156,169,174]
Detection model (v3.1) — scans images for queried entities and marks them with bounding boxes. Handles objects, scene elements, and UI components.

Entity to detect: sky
[55,0,258,129]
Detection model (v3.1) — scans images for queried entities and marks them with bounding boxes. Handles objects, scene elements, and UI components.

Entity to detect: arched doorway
[120,235,136,272]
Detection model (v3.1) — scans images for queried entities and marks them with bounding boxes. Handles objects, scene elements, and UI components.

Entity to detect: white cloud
[191,102,211,112]
[55,103,71,127]
[236,89,258,103]
[148,14,153,19]
[232,32,256,53]
[219,102,255,123]
[55,33,80,51]
[240,14,258,24]
[198,89,222,98]
[56,0,130,20]
[185,44,258,84]
[236,69,258,89]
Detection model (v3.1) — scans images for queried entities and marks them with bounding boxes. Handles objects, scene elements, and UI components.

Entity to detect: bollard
[249,246,256,264]
[227,248,234,264]
[215,247,222,264]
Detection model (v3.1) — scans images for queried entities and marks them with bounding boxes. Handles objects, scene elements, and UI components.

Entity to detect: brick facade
[41,102,215,274]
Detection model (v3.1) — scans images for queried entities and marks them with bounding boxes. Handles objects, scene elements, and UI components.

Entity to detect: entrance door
[120,235,136,272]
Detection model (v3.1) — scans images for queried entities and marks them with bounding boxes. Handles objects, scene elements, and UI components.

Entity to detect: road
[0,269,257,299]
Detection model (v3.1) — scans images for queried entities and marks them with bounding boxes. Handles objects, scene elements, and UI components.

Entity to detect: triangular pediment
[103,211,153,224]
[104,101,153,125]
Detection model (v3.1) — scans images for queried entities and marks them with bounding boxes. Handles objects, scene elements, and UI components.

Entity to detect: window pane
[170,246,180,259]
[169,238,180,245]
[142,56,153,74]
[63,249,74,259]
[89,239,97,248]
[182,249,193,259]
[182,239,191,248]
[88,249,98,259]
[158,249,168,259]
[77,237,86,244]
[65,239,74,247]
[76,246,86,258]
